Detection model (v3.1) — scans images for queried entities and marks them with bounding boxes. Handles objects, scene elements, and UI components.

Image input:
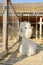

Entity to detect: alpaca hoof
[26,52,35,57]
[26,54,31,57]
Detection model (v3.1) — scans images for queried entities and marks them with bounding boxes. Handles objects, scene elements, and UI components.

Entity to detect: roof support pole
[38,17,43,41]
[39,17,42,39]
[36,13,38,39]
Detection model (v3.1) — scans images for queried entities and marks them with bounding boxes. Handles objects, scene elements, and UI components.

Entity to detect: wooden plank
[3,0,9,53]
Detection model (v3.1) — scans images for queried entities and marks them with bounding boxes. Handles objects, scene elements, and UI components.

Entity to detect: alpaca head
[20,21,33,39]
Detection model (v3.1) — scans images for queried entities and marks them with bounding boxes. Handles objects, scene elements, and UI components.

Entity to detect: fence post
[3,0,9,55]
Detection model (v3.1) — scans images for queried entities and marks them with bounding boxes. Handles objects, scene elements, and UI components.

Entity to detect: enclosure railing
[0,0,19,61]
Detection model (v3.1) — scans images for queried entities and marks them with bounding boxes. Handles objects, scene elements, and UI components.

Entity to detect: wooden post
[38,17,43,40]
[36,13,38,39]
[3,0,9,54]
[39,17,42,39]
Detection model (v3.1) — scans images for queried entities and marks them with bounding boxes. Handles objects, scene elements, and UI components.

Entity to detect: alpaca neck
[22,37,28,43]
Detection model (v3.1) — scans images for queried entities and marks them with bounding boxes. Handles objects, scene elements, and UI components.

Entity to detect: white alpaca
[19,21,37,56]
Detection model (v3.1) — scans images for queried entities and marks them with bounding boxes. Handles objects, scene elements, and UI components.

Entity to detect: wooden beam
[3,0,9,54]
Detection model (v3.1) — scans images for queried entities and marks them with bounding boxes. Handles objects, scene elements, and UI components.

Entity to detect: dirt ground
[0,38,43,65]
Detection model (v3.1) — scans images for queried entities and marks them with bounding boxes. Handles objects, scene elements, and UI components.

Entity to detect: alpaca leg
[22,45,26,55]
[19,44,22,54]
[26,47,36,56]
[28,47,36,56]
[26,51,35,57]
[22,51,26,55]
[19,44,25,55]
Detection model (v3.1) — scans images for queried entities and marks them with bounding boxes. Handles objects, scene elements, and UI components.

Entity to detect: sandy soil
[0,39,43,65]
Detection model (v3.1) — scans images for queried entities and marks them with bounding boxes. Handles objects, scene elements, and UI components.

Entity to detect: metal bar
[9,0,19,20]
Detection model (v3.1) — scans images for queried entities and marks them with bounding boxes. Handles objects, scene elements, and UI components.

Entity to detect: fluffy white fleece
[19,21,37,56]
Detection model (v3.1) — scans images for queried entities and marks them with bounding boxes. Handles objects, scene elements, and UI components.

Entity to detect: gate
[0,0,20,64]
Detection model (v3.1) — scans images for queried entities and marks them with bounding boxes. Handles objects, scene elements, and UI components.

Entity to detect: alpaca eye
[25,27,27,29]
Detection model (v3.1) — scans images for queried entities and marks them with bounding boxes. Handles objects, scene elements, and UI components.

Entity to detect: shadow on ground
[0,40,43,65]
[3,40,27,65]
[36,44,43,54]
